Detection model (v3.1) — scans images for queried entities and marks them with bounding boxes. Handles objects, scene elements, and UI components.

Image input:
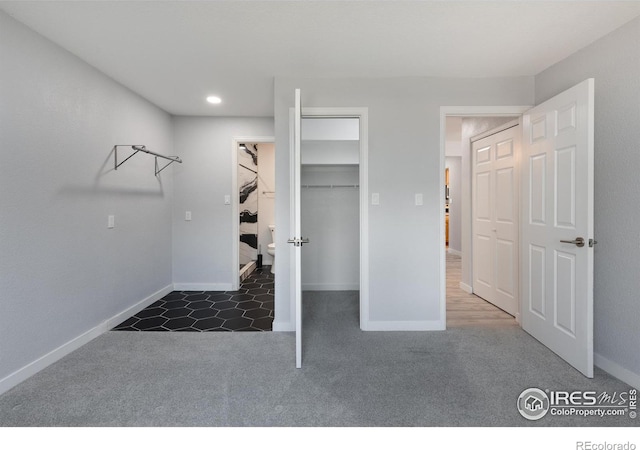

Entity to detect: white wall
[445,156,462,253]
[257,143,276,265]
[274,76,534,331]
[0,11,174,392]
[535,16,640,387]
[171,117,274,289]
[302,118,359,141]
[301,166,360,290]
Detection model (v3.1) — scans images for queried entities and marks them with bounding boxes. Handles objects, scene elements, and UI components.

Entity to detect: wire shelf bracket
[114,145,182,176]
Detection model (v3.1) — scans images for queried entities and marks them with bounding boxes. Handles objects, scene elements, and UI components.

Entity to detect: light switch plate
[371,193,380,205]
[224,195,231,205]
[415,193,423,206]
[107,215,115,229]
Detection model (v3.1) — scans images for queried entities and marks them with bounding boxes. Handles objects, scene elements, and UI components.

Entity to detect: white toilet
[267,224,275,274]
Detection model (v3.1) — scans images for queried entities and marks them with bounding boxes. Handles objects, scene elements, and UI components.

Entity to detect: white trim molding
[272,320,294,332]
[362,320,445,331]
[595,353,640,390]
[173,283,233,291]
[0,284,173,396]
[459,282,473,294]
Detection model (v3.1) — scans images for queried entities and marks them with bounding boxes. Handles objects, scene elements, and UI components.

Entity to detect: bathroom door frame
[231,136,275,291]
[289,106,370,331]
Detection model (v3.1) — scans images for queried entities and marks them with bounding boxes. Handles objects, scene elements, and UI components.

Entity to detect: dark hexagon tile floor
[113,266,274,332]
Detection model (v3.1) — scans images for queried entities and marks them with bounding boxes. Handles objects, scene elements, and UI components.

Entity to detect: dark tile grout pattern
[113,267,273,332]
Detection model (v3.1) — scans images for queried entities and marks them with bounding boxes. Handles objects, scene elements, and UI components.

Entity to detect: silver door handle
[287,237,310,247]
[560,237,585,247]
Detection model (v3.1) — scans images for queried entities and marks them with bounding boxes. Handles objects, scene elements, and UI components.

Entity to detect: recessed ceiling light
[206,96,222,104]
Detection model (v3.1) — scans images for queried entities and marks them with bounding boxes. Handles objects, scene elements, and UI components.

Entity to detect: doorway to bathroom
[231,136,275,292]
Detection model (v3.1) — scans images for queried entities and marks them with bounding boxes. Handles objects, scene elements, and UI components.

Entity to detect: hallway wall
[0,11,174,392]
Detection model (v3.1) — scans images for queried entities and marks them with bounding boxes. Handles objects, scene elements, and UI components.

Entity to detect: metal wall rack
[114,145,182,176]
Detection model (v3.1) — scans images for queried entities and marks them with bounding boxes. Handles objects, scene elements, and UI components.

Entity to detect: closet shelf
[114,145,182,176]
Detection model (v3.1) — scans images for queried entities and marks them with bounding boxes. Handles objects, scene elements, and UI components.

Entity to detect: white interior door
[521,79,595,377]
[472,122,520,316]
[289,88,305,368]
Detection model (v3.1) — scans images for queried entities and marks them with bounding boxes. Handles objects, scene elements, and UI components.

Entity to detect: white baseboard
[271,320,294,332]
[459,282,473,294]
[594,353,640,390]
[302,283,359,291]
[173,283,233,291]
[447,248,462,256]
[0,284,173,396]
[361,319,445,331]
[275,318,445,332]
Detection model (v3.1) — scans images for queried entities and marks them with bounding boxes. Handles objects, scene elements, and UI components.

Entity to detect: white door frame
[231,136,275,291]
[288,106,370,330]
[439,106,530,327]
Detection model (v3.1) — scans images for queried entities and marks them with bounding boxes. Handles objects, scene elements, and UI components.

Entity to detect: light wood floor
[446,252,518,327]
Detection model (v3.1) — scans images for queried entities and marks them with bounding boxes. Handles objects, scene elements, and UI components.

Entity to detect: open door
[521,79,595,377]
[288,88,307,368]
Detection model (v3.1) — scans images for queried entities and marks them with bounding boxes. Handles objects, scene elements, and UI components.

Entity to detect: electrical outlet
[185,211,192,221]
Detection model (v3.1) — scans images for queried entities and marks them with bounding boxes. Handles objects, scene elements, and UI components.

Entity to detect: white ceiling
[2,1,639,117]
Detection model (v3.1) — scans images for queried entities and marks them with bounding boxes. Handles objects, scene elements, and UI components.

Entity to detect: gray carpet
[0,291,634,427]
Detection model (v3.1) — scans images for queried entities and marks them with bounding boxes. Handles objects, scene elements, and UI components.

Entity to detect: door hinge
[287,237,310,247]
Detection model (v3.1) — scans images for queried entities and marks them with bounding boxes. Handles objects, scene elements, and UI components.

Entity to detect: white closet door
[289,88,305,368]
[472,122,520,316]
